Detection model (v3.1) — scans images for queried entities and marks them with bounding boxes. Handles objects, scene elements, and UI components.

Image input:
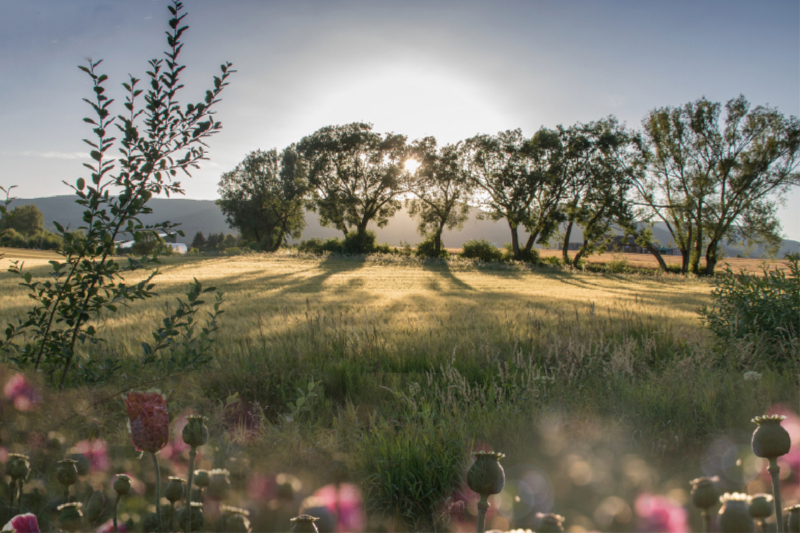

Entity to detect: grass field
[1,247,797,531]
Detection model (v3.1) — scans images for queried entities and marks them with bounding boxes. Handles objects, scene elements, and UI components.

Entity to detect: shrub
[501,243,540,263]
[298,237,343,255]
[343,230,377,254]
[700,256,800,355]
[415,236,448,259]
[461,238,503,262]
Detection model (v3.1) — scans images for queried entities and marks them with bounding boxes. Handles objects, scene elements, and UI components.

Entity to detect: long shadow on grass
[421,260,475,292]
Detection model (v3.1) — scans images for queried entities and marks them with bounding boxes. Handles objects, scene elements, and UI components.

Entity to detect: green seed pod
[165,476,186,503]
[536,512,566,533]
[466,451,506,496]
[182,416,209,448]
[6,453,30,481]
[748,494,774,519]
[207,469,231,500]
[113,474,132,496]
[719,493,754,533]
[57,502,84,532]
[85,490,106,523]
[193,469,210,488]
[786,505,800,533]
[66,453,90,476]
[221,506,252,533]
[290,514,320,533]
[56,459,79,488]
[690,476,720,510]
[751,415,791,459]
[177,502,205,532]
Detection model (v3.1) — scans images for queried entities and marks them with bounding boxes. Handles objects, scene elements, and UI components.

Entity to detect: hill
[12,195,800,258]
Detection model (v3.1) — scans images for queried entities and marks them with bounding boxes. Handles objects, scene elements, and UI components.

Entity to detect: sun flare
[404,158,421,173]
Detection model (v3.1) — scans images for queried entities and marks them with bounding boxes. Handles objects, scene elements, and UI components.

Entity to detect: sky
[1,0,799,239]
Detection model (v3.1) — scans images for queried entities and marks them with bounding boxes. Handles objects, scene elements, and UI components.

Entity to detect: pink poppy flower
[2,513,41,533]
[3,374,37,412]
[635,493,688,533]
[95,518,127,533]
[309,483,366,532]
[72,439,110,472]
[124,391,169,454]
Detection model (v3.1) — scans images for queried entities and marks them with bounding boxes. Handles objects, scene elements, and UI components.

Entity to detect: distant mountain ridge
[13,195,800,258]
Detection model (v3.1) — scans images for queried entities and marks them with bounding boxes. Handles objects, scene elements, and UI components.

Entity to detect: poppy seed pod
[177,501,204,532]
[290,514,320,533]
[182,416,209,448]
[193,469,210,488]
[57,502,84,532]
[166,476,186,503]
[56,459,79,488]
[467,451,506,496]
[207,469,231,500]
[85,490,106,522]
[751,415,791,459]
[786,505,800,533]
[221,506,252,533]
[113,474,132,496]
[719,493,754,533]
[6,453,30,481]
[748,494,773,519]
[690,476,720,510]
[536,512,566,533]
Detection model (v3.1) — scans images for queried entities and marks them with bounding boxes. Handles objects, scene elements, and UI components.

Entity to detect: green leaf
[77,178,85,190]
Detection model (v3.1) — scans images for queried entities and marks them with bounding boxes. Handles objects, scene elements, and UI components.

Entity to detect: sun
[404,158,421,173]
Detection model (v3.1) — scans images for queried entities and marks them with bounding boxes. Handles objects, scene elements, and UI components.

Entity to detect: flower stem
[186,447,197,533]
[9,481,15,514]
[113,493,121,533]
[476,494,489,533]
[170,502,176,532]
[152,452,163,533]
[769,458,783,533]
[702,509,711,533]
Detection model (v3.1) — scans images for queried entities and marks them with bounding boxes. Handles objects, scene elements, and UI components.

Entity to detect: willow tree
[639,95,799,275]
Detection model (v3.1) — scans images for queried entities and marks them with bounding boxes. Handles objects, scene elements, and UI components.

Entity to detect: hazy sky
[2,0,799,239]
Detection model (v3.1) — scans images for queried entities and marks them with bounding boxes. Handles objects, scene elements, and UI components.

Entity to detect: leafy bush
[415,236,448,258]
[461,238,503,262]
[700,256,800,352]
[344,230,378,254]
[298,237,343,255]
[604,254,630,274]
[502,243,540,263]
[0,228,62,251]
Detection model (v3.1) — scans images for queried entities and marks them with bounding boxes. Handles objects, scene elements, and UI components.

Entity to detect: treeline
[218,95,799,275]
[0,204,62,250]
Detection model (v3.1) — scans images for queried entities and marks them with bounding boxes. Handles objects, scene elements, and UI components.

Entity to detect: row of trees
[217,95,799,275]
[0,204,63,250]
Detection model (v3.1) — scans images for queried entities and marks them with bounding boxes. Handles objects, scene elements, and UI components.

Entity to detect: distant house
[115,232,187,254]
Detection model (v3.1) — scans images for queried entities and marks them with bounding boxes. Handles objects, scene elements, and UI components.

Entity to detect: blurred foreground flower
[1,514,41,533]
[124,391,169,454]
[305,482,366,532]
[3,374,37,412]
[95,518,127,533]
[71,439,110,472]
[635,493,688,533]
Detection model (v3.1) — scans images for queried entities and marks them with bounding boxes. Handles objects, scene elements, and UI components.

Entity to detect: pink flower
[635,493,688,533]
[2,513,41,533]
[72,439,110,472]
[4,374,37,412]
[95,518,127,533]
[309,483,366,532]
[124,391,169,454]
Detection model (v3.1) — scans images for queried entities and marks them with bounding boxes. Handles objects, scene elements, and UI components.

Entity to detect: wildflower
[3,374,37,412]
[306,483,366,532]
[1,513,41,533]
[718,493,754,533]
[124,391,169,454]
[95,518,127,533]
[71,439,109,472]
[635,493,689,533]
[743,371,763,381]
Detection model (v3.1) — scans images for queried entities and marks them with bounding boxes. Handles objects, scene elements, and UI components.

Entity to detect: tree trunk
[509,222,520,258]
[573,239,590,265]
[523,232,538,255]
[690,211,703,275]
[562,220,574,266]
[705,240,719,276]
[680,248,690,273]
[435,221,446,254]
[644,241,669,272]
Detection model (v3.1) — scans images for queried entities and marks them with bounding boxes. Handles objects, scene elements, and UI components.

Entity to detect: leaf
[77,178,85,190]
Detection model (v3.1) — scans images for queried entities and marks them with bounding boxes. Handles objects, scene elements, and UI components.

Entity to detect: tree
[190,231,206,250]
[217,148,307,251]
[406,137,472,255]
[3,204,44,236]
[298,123,408,245]
[638,95,800,275]
[464,129,568,260]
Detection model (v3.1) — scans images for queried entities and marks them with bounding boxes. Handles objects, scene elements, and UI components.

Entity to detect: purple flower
[2,513,41,533]
[3,374,37,412]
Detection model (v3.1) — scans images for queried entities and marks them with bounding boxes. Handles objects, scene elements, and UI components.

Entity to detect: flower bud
[177,501,205,532]
[466,451,505,496]
[719,493,754,533]
[56,459,79,488]
[113,474,132,496]
[536,512,566,533]
[6,453,30,481]
[166,476,186,503]
[690,476,720,510]
[182,416,209,448]
[751,415,791,459]
[207,469,231,500]
[84,490,106,523]
[57,502,83,532]
[193,470,210,488]
[290,514,320,533]
[748,494,773,519]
